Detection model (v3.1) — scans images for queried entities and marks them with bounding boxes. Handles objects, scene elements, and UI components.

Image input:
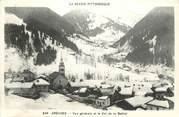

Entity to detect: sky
[48,0,159,26]
[3,0,176,26]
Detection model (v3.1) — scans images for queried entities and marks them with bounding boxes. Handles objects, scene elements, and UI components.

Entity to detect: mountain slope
[5,7,78,65]
[5,7,75,34]
[112,7,174,67]
[63,9,131,45]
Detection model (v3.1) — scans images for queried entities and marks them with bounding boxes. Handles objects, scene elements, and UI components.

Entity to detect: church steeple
[59,57,65,76]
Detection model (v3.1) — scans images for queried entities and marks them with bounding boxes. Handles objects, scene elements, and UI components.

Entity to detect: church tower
[59,57,65,76]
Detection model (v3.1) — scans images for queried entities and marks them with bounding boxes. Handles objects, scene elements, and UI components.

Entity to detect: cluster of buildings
[5,70,49,99]
[4,58,174,110]
[4,57,68,98]
[68,81,173,110]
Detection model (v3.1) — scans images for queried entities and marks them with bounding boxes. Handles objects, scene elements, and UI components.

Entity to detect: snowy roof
[154,86,168,92]
[119,87,133,95]
[33,79,49,85]
[136,107,145,110]
[37,74,47,78]
[99,84,113,88]
[70,82,88,87]
[125,96,153,107]
[100,88,115,96]
[12,77,24,81]
[147,100,169,108]
[135,90,153,96]
[98,96,109,100]
[74,90,78,93]
[133,87,153,96]
[78,88,88,93]
[152,80,172,88]
[5,82,34,89]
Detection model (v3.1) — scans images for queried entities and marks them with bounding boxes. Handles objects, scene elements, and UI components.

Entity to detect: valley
[4,7,174,111]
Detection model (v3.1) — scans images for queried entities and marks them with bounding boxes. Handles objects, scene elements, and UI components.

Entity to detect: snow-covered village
[4,7,174,111]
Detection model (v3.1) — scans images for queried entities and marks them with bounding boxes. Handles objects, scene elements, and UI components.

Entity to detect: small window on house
[37,80,39,82]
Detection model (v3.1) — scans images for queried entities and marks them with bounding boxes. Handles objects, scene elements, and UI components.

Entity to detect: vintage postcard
[0,0,179,117]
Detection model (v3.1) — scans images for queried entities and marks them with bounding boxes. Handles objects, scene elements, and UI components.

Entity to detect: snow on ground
[87,15,125,46]
[88,14,108,30]
[5,94,119,110]
[68,34,117,57]
[117,61,174,78]
[5,47,34,73]
[5,13,24,25]
[65,34,160,82]
[5,93,124,111]
[90,28,124,46]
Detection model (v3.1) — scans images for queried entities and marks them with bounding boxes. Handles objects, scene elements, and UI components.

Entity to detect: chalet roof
[136,107,145,110]
[100,88,115,96]
[119,87,133,95]
[154,86,168,92]
[74,90,79,93]
[21,70,35,76]
[152,80,172,88]
[88,95,98,99]
[37,74,47,78]
[70,82,88,87]
[99,84,113,88]
[147,100,169,108]
[5,82,34,89]
[134,87,153,96]
[124,96,153,108]
[12,77,24,82]
[78,88,88,93]
[98,96,109,100]
[33,79,49,85]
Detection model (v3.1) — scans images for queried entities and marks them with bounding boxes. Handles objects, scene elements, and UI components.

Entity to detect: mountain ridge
[5,7,79,65]
[63,9,131,37]
[112,7,174,67]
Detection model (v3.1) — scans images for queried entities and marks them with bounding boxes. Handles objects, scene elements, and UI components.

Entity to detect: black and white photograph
[1,0,178,116]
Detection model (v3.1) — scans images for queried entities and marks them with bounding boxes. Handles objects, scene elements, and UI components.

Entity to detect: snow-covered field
[5,94,122,110]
